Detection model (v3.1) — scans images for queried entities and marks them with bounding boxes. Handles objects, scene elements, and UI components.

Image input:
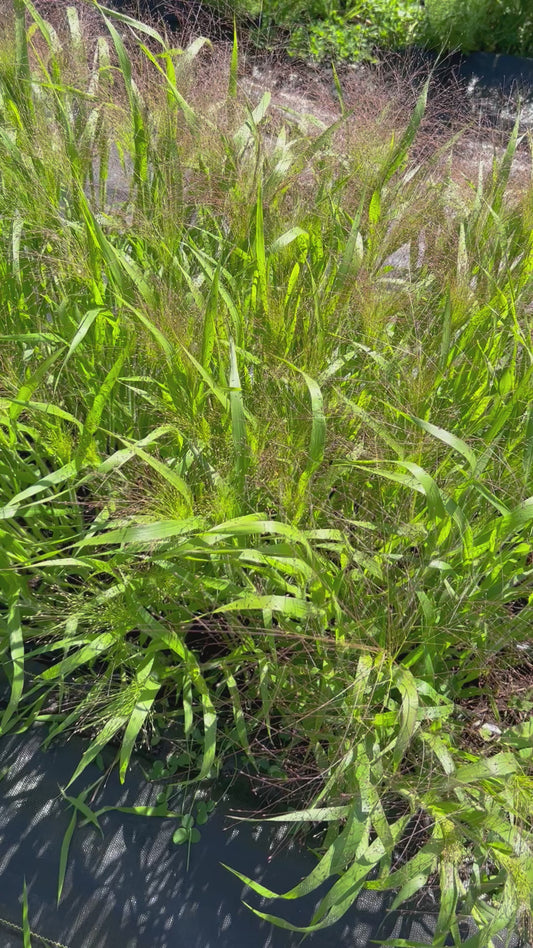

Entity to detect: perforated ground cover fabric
[459,52,533,94]
[0,728,527,948]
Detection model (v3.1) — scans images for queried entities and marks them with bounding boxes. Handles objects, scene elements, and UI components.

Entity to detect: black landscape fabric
[0,729,525,948]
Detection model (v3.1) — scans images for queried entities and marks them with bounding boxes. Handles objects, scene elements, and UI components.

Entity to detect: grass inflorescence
[0,0,532,942]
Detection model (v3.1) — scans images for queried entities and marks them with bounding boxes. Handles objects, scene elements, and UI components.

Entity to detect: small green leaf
[196,801,209,825]
[173,827,189,845]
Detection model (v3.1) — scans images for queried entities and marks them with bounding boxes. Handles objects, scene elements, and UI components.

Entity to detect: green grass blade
[75,518,201,549]
[9,350,63,423]
[66,715,126,788]
[409,416,477,472]
[74,343,131,470]
[0,462,77,521]
[391,666,419,771]
[39,632,116,681]
[94,1,165,43]
[214,594,319,620]
[200,264,219,375]
[57,810,78,905]
[332,199,365,294]
[301,372,326,469]
[523,406,533,480]
[224,798,370,902]
[21,878,31,948]
[13,0,33,123]
[229,20,238,100]
[58,308,103,379]
[228,338,248,502]
[0,592,25,732]
[60,788,103,832]
[433,857,461,947]
[233,91,270,151]
[223,670,251,755]
[377,79,428,187]
[255,178,268,314]
[131,448,193,510]
[197,691,217,781]
[137,42,198,132]
[119,667,160,783]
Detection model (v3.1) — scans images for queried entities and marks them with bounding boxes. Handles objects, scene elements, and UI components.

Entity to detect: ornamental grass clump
[0,1,532,943]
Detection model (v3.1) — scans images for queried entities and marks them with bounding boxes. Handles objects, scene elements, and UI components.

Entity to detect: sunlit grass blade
[9,350,63,423]
[119,664,160,783]
[39,632,116,681]
[0,461,77,521]
[391,666,419,771]
[21,878,31,948]
[233,91,270,151]
[409,416,477,472]
[523,406,533,480]
[229,19,238,100]
[137,41,199,133]
[58,308,104,380]
[225,796,371,902]
[332,198,365,294]
[377,78,428,187]
[0,578,25,733]
[13,0,33,123]
[75,518,202,549]
[74,343,132,470]
[228,338,248,505]
[66,715,126,788]
[57,809,77,904]
[255,178,268,315]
